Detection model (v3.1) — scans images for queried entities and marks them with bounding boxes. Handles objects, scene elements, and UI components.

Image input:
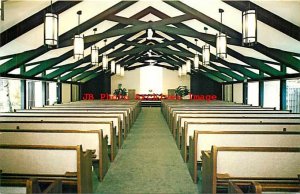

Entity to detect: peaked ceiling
[0,0,299,84]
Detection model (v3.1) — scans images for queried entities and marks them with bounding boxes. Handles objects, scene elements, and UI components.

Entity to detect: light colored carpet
[94,107,199,194]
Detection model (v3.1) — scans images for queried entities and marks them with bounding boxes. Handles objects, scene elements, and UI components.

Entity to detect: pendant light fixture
[73,10,84,60]
[178,66,182,77]
[182,63,187,76]
[102,39,108,70]
[120,66,125,77]
[91,28,99,66]
[44,0,58,48]
[194,39,199,70]
[116,64,121,75]
[216,9,227,59]
[242,3,257,46]
[202,27,210,66]
[186,60,191,73]
[110,60,116,74]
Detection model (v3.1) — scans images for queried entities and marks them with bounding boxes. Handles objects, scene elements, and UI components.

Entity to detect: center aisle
[95,107,198,193]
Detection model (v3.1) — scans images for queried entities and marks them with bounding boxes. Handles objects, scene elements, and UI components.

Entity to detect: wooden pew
[28,107,133,127]
[0,121,118,161]
[201,146,300,194]
[0,145,93,193]
[176,116,300,148]
[0,115,124,148]
[0,129,110,181]
[181,122,300,162]
[0,178,63,194]
[228,181,300,194]
[13,110,130,135]
[170,109,292,130]
[187,131,300,184]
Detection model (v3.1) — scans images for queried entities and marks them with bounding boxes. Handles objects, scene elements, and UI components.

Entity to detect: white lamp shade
[120,66,124,76]
[110,60,116,73]
[178,66,182,77]
[194,54,199,70]
[102,54,108,69]
[182,64,187,76]
[216,32,227,59]
[45,13,58,46]
[202,44,210,66]
[73,34,84,60]
[242,10,257,45]
[186,60,191,73]
[116,64,121,75]
[91,46,99,66]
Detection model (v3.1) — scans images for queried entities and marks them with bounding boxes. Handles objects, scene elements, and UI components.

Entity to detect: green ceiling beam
[0,1,137,75]
[0,47,48,75]
[107,13,194,26]
[78,68,104,83]
[43,59,90,79]
[23,51,73,77]
[199,66,232,82]
[209,63,244,81]
[73,69,101,82]
[165,1,300,73]
[153,48,193,58]
[60,65,93,82]
[194,70,225,83]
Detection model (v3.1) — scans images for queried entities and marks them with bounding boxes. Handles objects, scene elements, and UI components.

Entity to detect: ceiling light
[44,0,58,48]
[242,4,257,46]
[216,9,227,59]
[91,28,99,66]
[202,27,210,66]
[73,10,84,60]
[194,39,199,70]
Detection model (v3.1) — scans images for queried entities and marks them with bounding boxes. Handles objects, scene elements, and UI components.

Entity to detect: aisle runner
[95,107,198,193]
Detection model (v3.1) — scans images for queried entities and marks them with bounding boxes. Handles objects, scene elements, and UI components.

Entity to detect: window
[247,82,259,106]
[286,79,300,113]
[0,78,21,112]
[140,66,163,94]
[264,80,280,110]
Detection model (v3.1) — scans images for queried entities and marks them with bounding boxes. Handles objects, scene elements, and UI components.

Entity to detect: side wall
[190,72,222,100]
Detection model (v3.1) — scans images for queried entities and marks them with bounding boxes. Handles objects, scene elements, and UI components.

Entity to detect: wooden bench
[228,181,300,193]
[187,131,300,183]
[0,121,118,161]
[202,146,300,194]
[0,114,124,148]
[14,109,130,134]
[0,129,110,181]
[170,109,292,130]
[0,178,62,194]
[0,145,93,193]
[175,113,300,138]
[181,122,300,162]
[176,116,300,147]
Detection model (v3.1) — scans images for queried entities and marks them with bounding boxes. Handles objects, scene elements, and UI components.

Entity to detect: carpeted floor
[94,107,199,194]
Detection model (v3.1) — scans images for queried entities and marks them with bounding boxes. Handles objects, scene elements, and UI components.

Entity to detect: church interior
[0,0,300,193]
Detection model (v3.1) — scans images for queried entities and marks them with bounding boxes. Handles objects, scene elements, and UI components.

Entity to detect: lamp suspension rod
[77,10,82,35]
[50,0,53,13]
[219,8,224,32]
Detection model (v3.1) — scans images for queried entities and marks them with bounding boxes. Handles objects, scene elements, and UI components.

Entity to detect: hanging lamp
[73,10,84,60]
[116,64,121,75]
[186,60,191,73]
[194,39,199,70]
[44,0,58,48]
[91,28,99,66]
[182,63,187,76]
[102,39,108,70]
[242,2,257,46]
[110,60,116,74]
[216,9,227,59]
[202,27,210,66]
[178,66,182,77]
[120,66,125,77]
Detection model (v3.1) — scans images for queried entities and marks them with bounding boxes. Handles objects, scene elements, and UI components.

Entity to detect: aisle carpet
[94,107,198,193]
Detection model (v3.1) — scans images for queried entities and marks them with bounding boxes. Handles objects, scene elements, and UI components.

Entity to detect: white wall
[233,83,243,103]
[162,68,190,94]
[111,68,141,94]
[264,80,280,110]
[248,82,259,106]
[111,67,190,95]
[62,83,71,104]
